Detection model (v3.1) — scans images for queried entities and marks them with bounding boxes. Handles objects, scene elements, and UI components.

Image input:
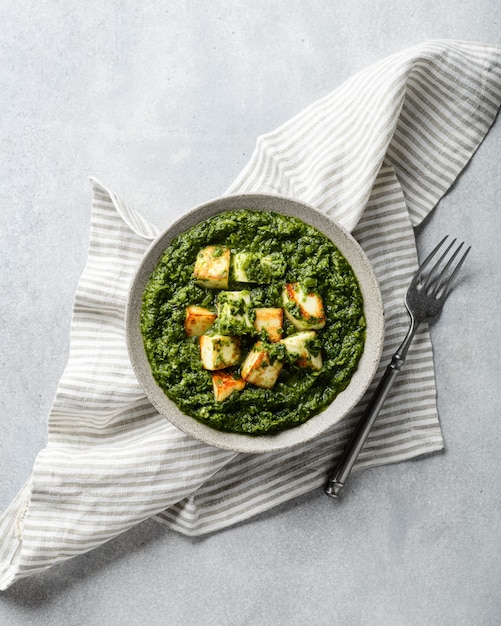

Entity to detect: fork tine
[423,237,458,289]
[436,243,471,297]
[413,235,449,285]
[428,240,462,295]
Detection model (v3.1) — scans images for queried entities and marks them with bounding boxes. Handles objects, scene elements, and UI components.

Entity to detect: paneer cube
[193,245,231,289]
[253,307,283,342]
[280,331,323,371]
[216,290,254,335]
[212,371,246,402]
[199,334,241,371]
[233,251,285,283]
[241,342,283,389]
[184,305,216,337]
[282,283,326,330]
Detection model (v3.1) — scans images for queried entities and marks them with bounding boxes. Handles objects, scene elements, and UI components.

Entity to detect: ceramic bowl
[126,193,384,454]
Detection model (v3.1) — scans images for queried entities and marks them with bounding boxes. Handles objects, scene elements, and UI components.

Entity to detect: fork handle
[324,353,405,498]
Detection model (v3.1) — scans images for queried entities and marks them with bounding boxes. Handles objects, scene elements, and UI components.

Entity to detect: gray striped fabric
[1,40,500,589]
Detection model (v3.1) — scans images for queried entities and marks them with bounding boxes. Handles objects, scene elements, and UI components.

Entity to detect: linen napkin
[1,40,500,590]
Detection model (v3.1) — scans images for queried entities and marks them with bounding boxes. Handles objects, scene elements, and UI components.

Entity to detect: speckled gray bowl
[126,194,384,454]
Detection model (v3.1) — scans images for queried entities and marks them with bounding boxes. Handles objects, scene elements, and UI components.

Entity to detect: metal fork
[325,236,471,498]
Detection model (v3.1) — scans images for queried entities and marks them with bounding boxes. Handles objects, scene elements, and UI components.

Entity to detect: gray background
[1,2,500,625]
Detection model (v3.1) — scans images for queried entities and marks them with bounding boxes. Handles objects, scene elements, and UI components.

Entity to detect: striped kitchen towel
[1,40,500,590]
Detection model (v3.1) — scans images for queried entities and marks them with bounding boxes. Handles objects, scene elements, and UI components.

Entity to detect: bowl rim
[126,193,385,454]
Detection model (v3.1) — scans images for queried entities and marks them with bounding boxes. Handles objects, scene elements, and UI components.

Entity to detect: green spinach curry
[140,210,366,435]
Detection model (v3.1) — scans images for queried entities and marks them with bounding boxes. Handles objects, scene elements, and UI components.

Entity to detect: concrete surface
[1,2,500,625]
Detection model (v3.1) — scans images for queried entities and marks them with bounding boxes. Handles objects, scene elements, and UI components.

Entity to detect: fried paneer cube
[241,341,283,389]
[253,307,283,342]
[282,283,326,330]
[199,334,241,370]
[193,245,231,289]
[280,330,322,371]
[233,251,285,284]
[184,305,216,337]
[212,371,246,401]
[216,290,254,335]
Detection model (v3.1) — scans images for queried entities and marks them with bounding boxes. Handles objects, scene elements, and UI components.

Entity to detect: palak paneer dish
[140,210,366,435]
